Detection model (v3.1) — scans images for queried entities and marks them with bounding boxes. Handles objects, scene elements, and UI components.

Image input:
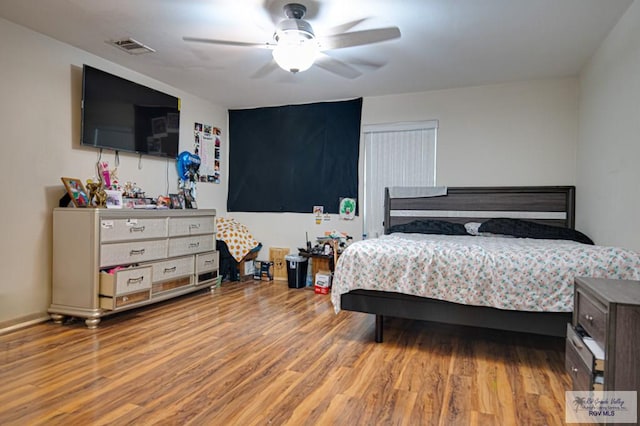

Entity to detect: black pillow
[478,218,594,245]
[388,219,468,235]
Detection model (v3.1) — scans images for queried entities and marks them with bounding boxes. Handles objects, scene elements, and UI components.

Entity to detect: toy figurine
[94,187,107,207]
[86,179,107,207]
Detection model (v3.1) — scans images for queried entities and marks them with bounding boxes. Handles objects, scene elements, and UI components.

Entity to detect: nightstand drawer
[565,337,594,391]
[575,289,607,348]
[566,324,595,371]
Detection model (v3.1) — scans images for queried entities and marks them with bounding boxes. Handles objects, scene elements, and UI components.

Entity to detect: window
[227,98,361,213]
[363,121,438,238]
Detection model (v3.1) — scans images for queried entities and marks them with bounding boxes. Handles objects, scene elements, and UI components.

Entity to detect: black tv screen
[81,65,180,158]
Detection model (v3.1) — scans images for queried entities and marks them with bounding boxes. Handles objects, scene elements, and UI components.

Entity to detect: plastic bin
[285,255,308,289]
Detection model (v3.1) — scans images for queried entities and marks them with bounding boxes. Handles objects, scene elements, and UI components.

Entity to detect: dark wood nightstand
[566,277,640,392]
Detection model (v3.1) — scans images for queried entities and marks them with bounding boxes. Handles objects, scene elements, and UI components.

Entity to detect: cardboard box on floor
[269,247,289,281]
[314,270,331,295]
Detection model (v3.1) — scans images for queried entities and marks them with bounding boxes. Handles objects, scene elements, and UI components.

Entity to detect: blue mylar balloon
[176,151,201,181]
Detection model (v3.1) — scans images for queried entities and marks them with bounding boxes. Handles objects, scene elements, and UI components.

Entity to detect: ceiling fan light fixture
[183,2,401,79]
[272,30,318,73]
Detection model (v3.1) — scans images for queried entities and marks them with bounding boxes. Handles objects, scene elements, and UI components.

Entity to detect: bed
[332,186,640,342]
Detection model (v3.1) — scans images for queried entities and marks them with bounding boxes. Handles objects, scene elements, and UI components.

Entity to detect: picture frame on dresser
[61,177,89,207]
[122,197,135,209]
[132,198,146,208]
[104,190,123,209]
[169,193,183,209]
[182,190,196,209]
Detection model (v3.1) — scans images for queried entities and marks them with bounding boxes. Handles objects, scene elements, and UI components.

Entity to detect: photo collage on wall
[194,122,221,184]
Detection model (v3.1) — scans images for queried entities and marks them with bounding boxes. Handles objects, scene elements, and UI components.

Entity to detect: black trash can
[285,255,308,288]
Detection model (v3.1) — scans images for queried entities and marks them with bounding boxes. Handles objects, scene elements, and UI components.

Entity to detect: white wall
[0,18,227,327]
[231,78,579,258]
[577,0,640,251]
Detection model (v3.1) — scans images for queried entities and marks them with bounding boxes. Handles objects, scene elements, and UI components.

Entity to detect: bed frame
[340,186,575,342]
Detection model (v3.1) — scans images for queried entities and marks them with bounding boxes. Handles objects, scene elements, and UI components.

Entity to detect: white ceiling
[0,0,633,109]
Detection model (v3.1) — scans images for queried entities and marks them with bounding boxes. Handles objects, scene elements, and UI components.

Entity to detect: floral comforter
[331,234,640,313]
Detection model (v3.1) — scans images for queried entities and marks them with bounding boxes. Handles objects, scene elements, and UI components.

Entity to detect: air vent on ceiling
[108,38,156,55]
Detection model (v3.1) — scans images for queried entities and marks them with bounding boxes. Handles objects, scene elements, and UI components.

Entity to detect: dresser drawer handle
[571,366,579,374]
[127,276,144,285]
[204,260,214,265]
[129,226,146,233]
[130,249,146,256]
[570,337,584,350]
[163,266,177,273]
[189,224,201,230]
[584,314,594,322]
[189,242,200,248]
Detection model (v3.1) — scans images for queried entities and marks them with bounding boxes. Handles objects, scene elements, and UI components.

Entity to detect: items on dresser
[565,277,640,392]
[49,208,219,328]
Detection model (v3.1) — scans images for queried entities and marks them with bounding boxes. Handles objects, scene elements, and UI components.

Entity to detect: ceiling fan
[183,2,401,79]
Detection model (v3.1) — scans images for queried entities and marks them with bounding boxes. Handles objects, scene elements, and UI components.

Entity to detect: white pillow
[464,222,483,236]
[465,221,515,238]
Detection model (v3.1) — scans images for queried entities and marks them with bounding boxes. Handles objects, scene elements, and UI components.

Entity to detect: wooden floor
[0,280,573,425]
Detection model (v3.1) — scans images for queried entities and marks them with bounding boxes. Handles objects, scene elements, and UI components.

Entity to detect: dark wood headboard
[384,186,575,233]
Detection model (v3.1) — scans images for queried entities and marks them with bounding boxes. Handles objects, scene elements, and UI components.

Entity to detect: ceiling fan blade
[319,27,401,50]
[251,60,280,79]
[325,18,369,35]
[183,37,273,49]
[315,54,362,79]
[344,57,387,70]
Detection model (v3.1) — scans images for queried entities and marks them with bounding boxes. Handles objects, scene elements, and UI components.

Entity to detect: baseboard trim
[0,313,50,335]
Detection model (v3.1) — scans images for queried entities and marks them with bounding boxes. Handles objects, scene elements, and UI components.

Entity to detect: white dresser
[49,208,219,328]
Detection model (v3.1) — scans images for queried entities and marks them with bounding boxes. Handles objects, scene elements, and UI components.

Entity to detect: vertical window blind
[363,121,438,238]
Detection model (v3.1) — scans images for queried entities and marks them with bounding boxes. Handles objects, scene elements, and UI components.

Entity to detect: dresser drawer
[575,289,607,348]
[196,270,218,287]
[168,235,214,257]
[100,289,150,310]
[100,265,152,296]
[149,256,195,283]
[152,276,193,294]
[196,251,219,273]
[100,239,168,268]
[100,218,168,242]
[168,216,215,236]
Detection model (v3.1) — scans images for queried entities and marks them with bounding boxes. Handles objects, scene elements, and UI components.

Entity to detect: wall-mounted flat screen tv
[81,64,180,158]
